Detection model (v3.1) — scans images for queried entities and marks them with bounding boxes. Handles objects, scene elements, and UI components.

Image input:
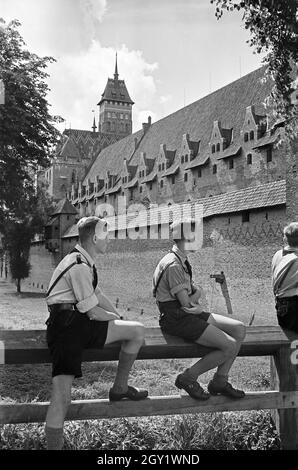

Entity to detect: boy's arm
[96,291,121,317]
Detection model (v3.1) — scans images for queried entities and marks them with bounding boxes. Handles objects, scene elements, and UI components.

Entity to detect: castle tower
[97,53,134,136]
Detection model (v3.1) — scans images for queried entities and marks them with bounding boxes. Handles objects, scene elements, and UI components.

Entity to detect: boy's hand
[182,303,204,314]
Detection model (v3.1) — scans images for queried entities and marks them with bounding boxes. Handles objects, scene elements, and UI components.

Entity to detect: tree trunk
[17,278,21,293]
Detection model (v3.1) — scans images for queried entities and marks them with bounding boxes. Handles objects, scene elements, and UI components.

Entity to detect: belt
[48,303,77,313]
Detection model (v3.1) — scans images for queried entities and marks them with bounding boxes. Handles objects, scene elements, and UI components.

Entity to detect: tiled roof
[51,198,78,216]
[84,66,272,189]
[123,175,139,189]
[62,224,79,239]
[98,78,134,105]
[186,151,210,169]
[163,164,180,177]
[217,143,242,160]
[105,180,122,195]
[141,171,157,183]
[55,129,118,164]
[252,131,280,149]
[200,180,286,217]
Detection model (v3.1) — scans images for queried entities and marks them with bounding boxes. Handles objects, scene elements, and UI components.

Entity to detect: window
[266,147,272,162]
[107,112,111,118]
[181,155,184,164]
[242,211,250,223]
[149,182,153,191]
[125,114,129,120]
[140,186,143,193]
[160,179,164,188]
[184,173,188,182]
[216,143,220,152]
[126,124,129,131]
[213,164,217,174]
[162,163,165,170]
[250,130,254,140]
[198,168,202,178]
[172,175,175,185]
[229,159,234,170]
[120,114,123,119]
[185,155,188,163]
[247,154,252,165]
[158,164,161,171]
[211,145,215,154]
[244,133,248,142]
[265,212,269,220]
[112,113,116,118]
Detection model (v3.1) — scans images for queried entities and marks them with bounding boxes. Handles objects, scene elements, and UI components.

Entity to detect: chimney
[142,116,152,134]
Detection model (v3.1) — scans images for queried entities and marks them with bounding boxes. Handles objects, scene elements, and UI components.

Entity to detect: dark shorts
[46,309,109,378]
[157,300,211,341]
[276,297,298,333]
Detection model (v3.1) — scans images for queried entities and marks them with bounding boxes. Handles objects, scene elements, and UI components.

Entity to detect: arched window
[184,173,188,182]
[181,155,184,164]
[244,133,248,142]
[71,170,76,184]
[211,145,215,154]
[213,164,217,174]
[216,143,220,152]
[250,130,254,140]
[247,154,252,165]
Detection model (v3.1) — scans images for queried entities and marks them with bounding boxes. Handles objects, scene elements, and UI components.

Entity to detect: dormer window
[244,133,249,142]
[181,155,184,164]
[247,154,252,165]
[250,130,254,140]
[213,164,217,174]
[185,155,188,163]
[160,179,164,188]
[184,173,188,182]
[211,145,215,154]
[216,143,220,152]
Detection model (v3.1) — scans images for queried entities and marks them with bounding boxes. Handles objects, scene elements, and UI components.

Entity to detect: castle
[42,61,297,257]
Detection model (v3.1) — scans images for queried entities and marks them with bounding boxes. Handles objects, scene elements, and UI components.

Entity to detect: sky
[0,0,265,133]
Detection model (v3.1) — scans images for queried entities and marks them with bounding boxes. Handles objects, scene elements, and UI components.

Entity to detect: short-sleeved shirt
[272,246,298,298]
[153,245,194,302]
[46,244,102,313]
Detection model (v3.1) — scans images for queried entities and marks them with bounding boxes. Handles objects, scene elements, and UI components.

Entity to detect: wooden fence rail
[1,325,298,450]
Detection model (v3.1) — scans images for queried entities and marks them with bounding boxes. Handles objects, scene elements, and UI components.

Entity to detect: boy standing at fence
[45,216,148,450]
[272,222,298,332]
[153,219,246,400]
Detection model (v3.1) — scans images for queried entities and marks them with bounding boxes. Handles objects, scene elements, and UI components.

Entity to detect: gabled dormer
[157,144,167,173]
[105,170,118,190]
[179,133,200,166]
[209,121,233,154]
[241,105,267,143]
[94,175,104,193]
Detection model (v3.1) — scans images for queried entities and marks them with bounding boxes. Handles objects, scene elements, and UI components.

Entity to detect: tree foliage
[210,0,298,139]
[0,18,60,222]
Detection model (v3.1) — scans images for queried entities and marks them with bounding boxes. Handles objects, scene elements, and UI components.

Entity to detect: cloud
[46,41,159,132]
[0,0,107,55]
[160,94,172,104]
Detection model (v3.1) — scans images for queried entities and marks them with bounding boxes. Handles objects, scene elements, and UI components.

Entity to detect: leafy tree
[210,0,298,139]
[2,185,55,293]
[0,18,60,223]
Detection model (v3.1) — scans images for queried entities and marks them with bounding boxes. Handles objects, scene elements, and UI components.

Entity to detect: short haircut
[284,222,298,247]
[77,216,102,244]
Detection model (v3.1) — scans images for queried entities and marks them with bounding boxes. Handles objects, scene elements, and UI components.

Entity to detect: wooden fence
[0,325,298,449]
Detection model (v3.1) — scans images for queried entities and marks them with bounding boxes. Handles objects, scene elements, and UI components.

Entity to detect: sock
[111,350,138,393]
[212,372,228,385]
[45,425,64,450]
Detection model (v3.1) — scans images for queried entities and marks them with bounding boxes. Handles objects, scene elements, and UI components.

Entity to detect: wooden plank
[1,391,298,425]
[272,344,298,450]
[0,326,295,365]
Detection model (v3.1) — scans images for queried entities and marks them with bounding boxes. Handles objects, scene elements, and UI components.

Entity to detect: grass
[0,278,280,450]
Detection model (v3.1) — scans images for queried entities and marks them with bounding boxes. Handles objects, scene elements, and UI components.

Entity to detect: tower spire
[114,52,119,81]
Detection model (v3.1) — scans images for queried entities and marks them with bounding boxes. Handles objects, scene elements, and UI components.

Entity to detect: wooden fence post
[271,345,298,449]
